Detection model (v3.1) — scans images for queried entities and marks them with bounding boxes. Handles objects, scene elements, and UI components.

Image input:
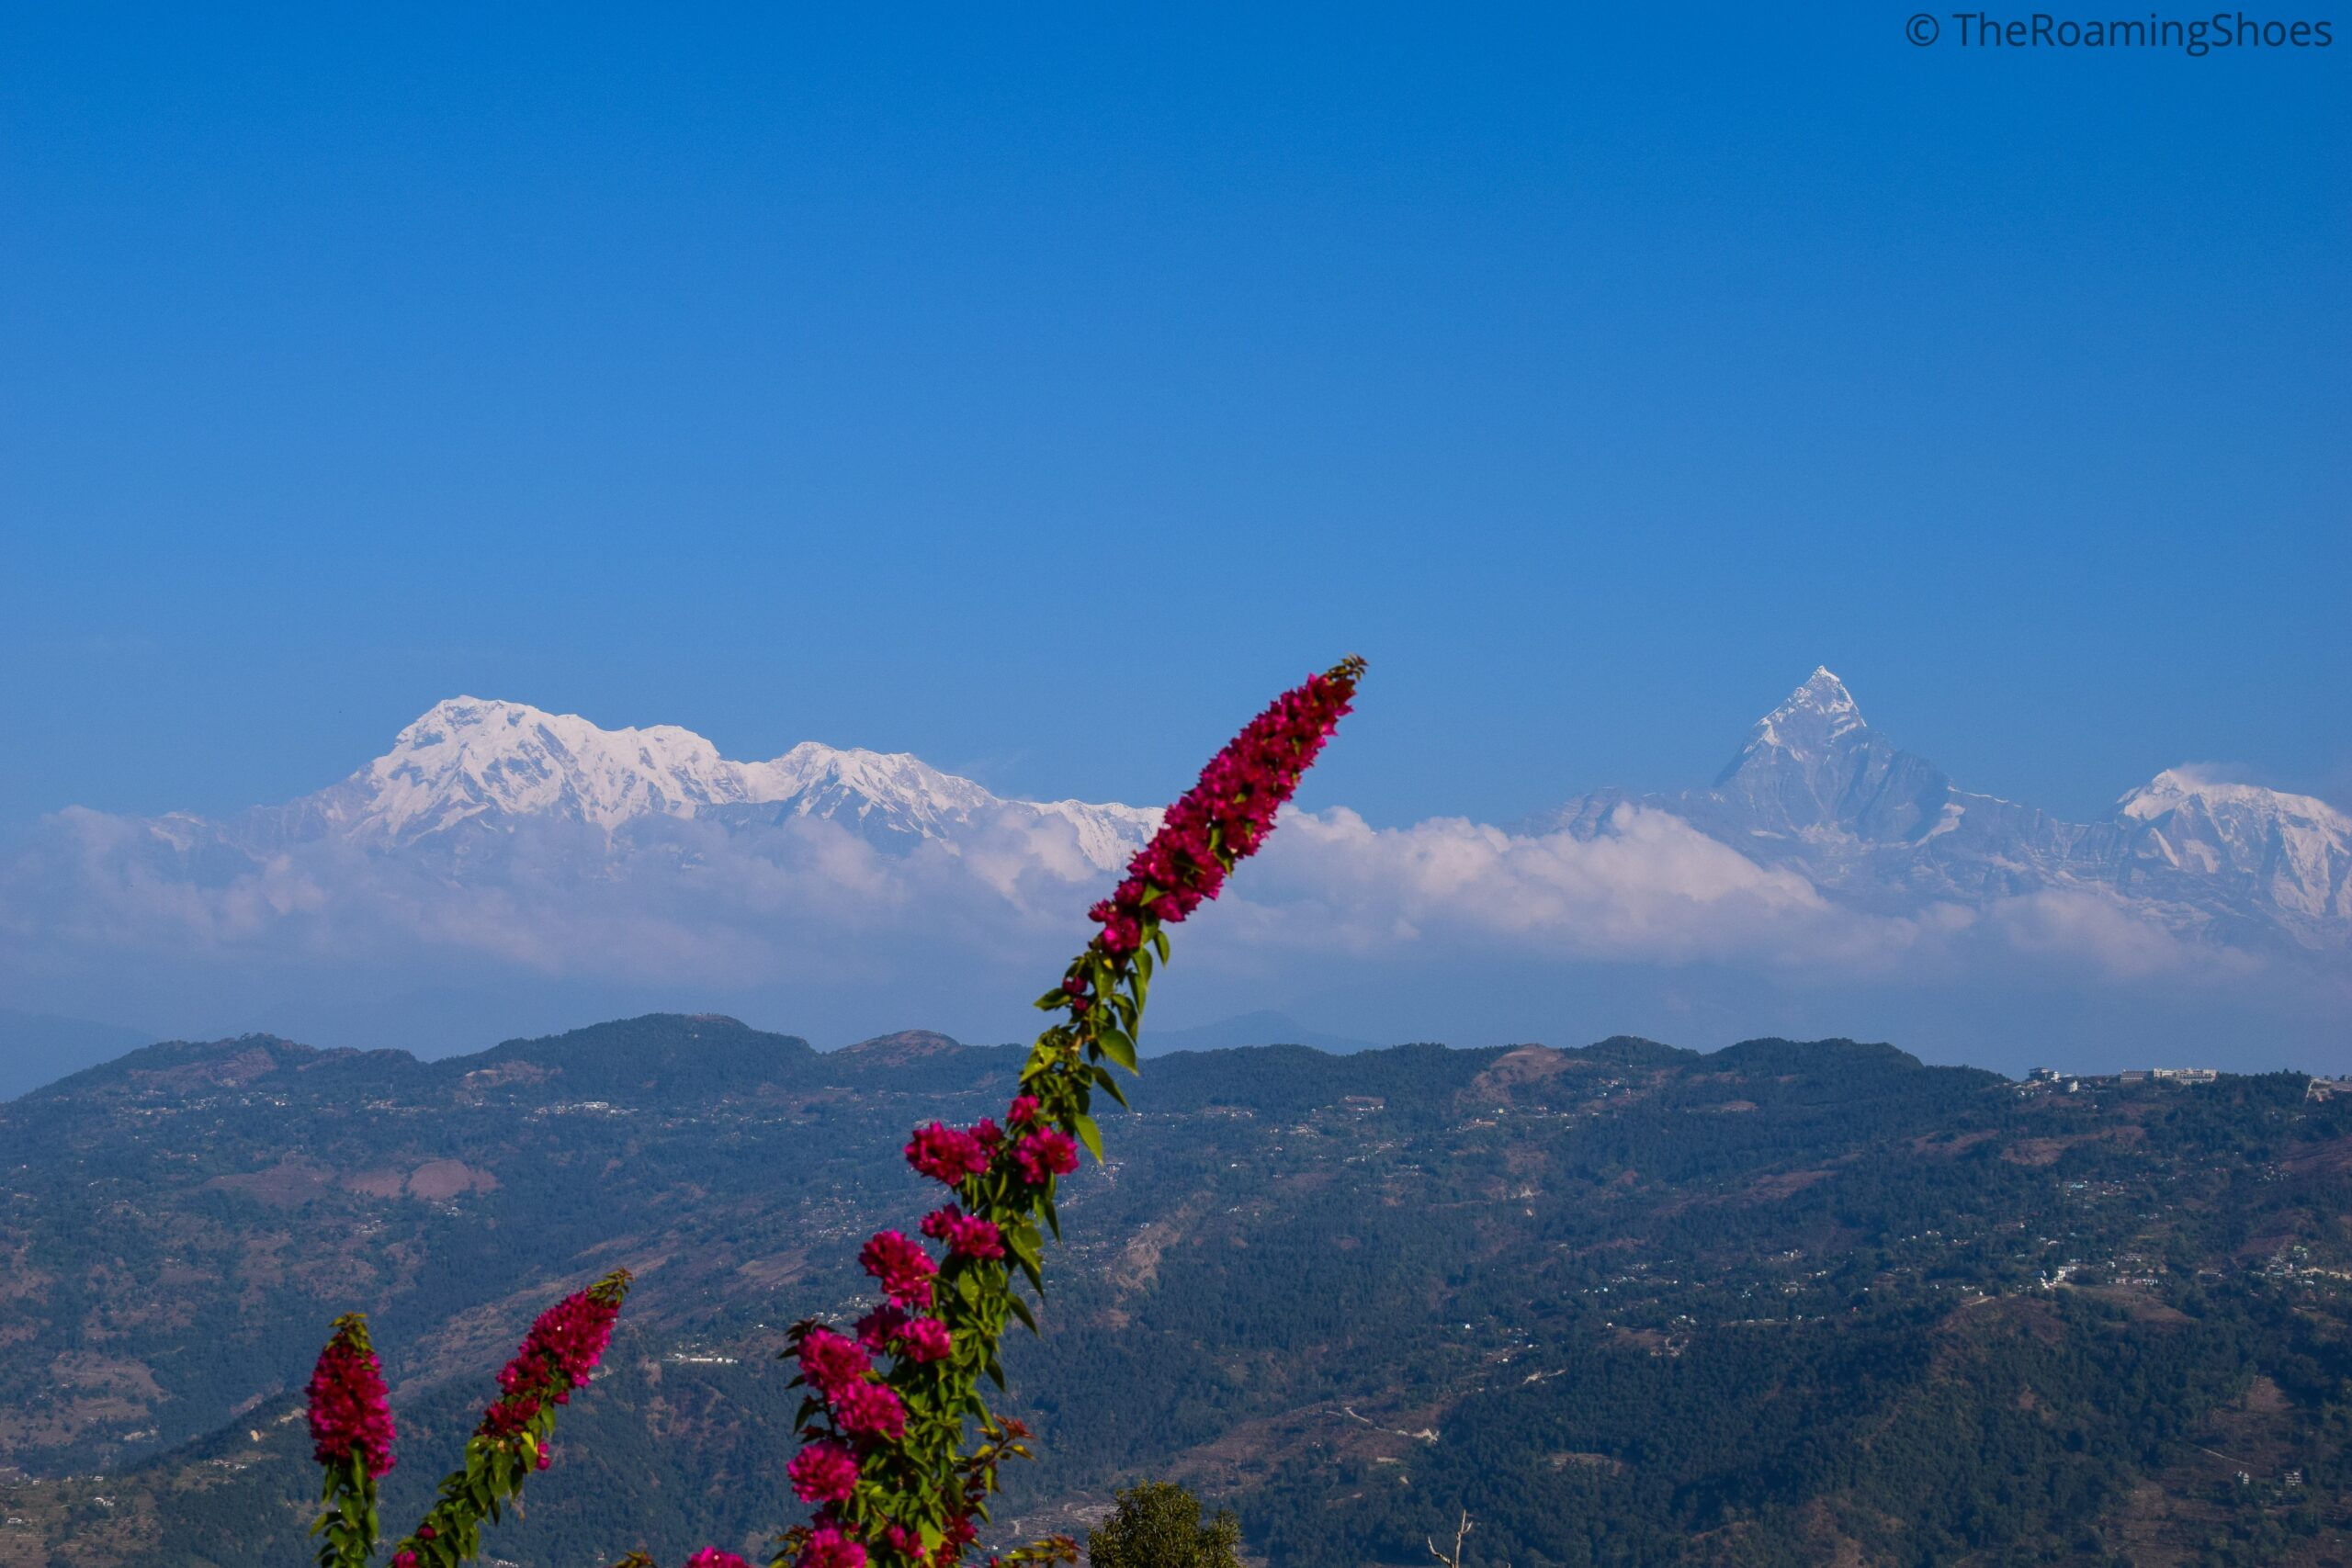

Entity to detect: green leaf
[1073,1112,1104,1165]
[1098,1029,1139,1074]
[1007,1295,1039,1335]
[1005,1224,1043,1269]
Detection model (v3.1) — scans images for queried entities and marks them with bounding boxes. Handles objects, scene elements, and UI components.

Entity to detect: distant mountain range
[1531,668,2349,951]
[7,671,2343,1075]
[107,672,2349,953]
[198,694,1159,872]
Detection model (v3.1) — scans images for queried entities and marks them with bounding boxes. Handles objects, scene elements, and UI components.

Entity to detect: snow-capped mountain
[2114,771,2352,925]
[30,677,2346,1009]
[1532,668,2351,948]
[230,696,1157,872]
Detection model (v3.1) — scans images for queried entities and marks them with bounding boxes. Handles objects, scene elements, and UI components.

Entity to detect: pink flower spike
[306,1315,397,1478]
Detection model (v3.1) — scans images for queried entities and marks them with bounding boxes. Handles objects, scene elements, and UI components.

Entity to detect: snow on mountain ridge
[1538,669,2351,948]
[2115,770,2352,922]
[305,696,1154,871]
[2120,769,2351,830]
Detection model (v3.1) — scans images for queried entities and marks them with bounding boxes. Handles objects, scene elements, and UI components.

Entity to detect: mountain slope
[0,1019,2346,1567]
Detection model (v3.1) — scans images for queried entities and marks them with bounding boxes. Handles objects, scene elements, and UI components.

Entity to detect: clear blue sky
[4,4,2345,833]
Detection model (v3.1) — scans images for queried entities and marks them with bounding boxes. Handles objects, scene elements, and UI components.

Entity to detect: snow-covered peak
[742,741,1003,839]
[2118,769,2349,830]
[352,697,753,840]
[1714,667,1871,784]
[1754,667,1867,748]
[293,697,1153,871]
[2114,770,2351,921]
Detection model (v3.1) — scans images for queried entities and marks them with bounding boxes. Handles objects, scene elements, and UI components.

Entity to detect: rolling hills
[0,1018,2347,1566]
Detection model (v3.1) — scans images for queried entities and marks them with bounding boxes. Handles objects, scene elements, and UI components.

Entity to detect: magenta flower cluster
[496,1285,620,1399]
[475,1283,620,1441]
[305,1318,397,1478]
[788,1440,862,1505]
[921,1205,1005,1259]
[1012,1129,1078,1186]
[798,1325,910,1441]
[860,1230,940,1308]
[1087,660,1360,958]
[802,1526,870,1568]
[904,1122,991,1184]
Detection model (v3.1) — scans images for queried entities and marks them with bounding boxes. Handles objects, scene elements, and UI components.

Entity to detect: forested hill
[0,1018,2346,1566]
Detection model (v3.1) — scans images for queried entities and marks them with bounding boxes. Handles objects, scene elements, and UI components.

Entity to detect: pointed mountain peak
[1736,667,1867,763]
[1706,666,1918,827]
[1772,667,1862,727]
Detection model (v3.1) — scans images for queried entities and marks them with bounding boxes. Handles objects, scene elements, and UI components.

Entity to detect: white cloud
[0,795,2333,1061]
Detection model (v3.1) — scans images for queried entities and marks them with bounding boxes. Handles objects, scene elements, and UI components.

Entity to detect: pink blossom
[921,1205,1006,1260]
[1006,1095,1041,1125]
[479,1393,539,1438]
[486,1282,621,1441]
[856,1303,953,1361]
[787,1440,861,1505]
[1013,1128,1079,1185]
[896,1316,953,1361]
[799,1530,869,1568]
[687,1552,753,1568]
[831,1379,908,1441]
[798,1325,875,1395]
[854,1304,909,1352]
[904,1122,989,1184]
[859,1230,938,1308]
[305,1316,397,1478]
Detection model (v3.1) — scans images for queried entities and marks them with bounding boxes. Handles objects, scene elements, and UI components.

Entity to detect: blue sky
[3,9,2345,829]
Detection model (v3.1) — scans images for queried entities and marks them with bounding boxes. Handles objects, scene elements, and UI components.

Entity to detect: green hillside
[0,1019,2346,1566]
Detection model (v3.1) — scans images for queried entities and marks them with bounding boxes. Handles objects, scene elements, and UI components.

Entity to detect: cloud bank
[4,794,2340,1076]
